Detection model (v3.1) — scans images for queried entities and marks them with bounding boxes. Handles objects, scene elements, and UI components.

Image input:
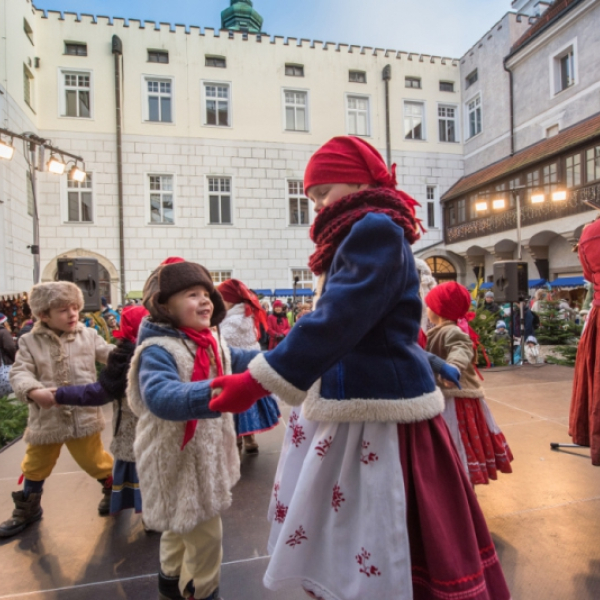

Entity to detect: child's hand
[209,371,269,413]
[439,364,462,390]
[29,388,57,410]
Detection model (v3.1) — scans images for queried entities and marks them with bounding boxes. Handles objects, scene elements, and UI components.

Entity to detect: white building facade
[420,0,600,289]
[1,0,465,302]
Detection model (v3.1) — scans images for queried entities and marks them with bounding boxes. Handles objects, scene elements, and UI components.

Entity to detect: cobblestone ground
[0,364,599,599]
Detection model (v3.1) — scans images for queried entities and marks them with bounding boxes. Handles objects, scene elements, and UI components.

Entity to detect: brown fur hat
[143,261,226,327]
[29,281,84,318]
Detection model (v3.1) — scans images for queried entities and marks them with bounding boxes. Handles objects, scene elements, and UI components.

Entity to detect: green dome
[221,0,264,33]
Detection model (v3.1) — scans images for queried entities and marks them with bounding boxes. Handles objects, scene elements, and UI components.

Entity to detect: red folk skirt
[569,305,600,465]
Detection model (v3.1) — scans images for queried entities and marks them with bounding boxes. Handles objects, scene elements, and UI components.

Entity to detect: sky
[32,0,512,59]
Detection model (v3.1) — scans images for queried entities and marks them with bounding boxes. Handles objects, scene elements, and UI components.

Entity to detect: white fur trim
[248,353,307,406]
[303,382,445,423]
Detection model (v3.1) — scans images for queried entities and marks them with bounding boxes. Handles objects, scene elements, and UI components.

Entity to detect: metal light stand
[515,189,526,365]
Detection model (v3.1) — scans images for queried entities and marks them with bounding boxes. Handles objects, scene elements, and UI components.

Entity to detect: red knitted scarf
[308,188,422,276]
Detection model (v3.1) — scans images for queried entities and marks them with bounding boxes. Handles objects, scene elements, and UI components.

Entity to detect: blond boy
[0,282,114,538]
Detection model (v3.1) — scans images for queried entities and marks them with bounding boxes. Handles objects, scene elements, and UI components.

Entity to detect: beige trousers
[160,515,222,599]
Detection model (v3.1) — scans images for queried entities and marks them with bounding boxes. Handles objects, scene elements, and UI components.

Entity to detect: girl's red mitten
[209,371,270,414]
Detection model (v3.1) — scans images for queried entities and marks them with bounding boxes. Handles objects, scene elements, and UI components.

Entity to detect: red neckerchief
[178,327,223,450]
[308,188,423,276]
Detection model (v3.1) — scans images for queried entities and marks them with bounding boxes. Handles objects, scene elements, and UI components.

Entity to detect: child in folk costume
[54,306,149,515]
[267,300,290,349]
[425,282,514,486]
[1,282,114,538]
[210,137,511,600]
[218,279,280,454]
[128,261,257,600]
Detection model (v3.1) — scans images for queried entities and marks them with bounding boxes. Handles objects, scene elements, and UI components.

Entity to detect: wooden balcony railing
[444,183,599,244]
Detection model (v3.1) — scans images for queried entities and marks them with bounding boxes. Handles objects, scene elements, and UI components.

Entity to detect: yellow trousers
[21,431,114,482]
[160,515,223,599]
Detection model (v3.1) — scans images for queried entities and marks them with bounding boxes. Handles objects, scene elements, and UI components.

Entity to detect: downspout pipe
[503,57,515,156]
[112,35,126,305]
[382,65,392,169]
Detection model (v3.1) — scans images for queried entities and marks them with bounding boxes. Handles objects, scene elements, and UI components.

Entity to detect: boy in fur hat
[129,261,257,600]
[0,281,114,538]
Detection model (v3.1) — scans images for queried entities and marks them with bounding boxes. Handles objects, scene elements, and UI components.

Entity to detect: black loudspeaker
[57,257,101,312]
[493,261,529,303]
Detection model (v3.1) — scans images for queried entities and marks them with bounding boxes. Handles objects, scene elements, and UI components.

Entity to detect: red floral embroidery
[356,547,381,577]
[273,481,288,524]
[289,412,299,429]
[291,423,306,447]
[286,525,308,548]
[274,501,288,523]
[360,441,379,465]
[315,436,333,460]
[331,482,345,512]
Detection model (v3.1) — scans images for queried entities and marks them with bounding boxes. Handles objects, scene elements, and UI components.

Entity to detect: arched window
[426,256,457,282]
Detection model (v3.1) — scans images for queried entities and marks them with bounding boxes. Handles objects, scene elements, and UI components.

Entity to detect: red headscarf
[161,256,185,265]
[425,282,489,374]
[112,306,149,343]
[218,279,268,341]
[304,136,398,194]
[425,282,471,322]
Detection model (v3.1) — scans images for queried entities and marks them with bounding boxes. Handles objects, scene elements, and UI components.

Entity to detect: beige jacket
[426,320,484,398]
[127,330,240,534]
[10,322,114,445]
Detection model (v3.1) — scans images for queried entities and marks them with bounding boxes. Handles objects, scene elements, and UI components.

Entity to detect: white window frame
[286,179,312,226]
[205,175,234,225]
[426,185,438,229]
[60,172,95,224]
[209,270,233,283]
[437,102,459,143]
[465,94,482,140]
[345,93,371,137]
[201,80,232,128]
[58,68,93,119]
[145,173,176,225]
[282,88,310,133]
[291,268,314,290]
[141,75,175,124]
[549,38,578,97]
[404,100,426,141]
[24,65,34,111]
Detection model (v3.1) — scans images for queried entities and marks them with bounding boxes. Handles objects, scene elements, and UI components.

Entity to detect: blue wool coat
[248,213,444,423]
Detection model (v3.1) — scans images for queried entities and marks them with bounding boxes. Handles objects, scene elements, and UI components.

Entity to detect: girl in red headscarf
[425,282,513,485]
[54,305,149,516]
[210,137,511,600]
[218,279,281,454]
[267,300,291,349]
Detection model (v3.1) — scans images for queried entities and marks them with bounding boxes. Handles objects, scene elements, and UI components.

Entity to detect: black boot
[0,491,43,538]
[158,571,184,600]
[97,478,112,516]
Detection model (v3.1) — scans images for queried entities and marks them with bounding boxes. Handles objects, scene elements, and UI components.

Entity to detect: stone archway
[425,256,457,282]
[42,249,120,305]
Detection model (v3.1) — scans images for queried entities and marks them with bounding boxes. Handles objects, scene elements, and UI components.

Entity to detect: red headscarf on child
[304,136,398,194]
[425,282,489,374]
[218,279,268,341]
[113,306,149,343]
[304,136,423,275]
